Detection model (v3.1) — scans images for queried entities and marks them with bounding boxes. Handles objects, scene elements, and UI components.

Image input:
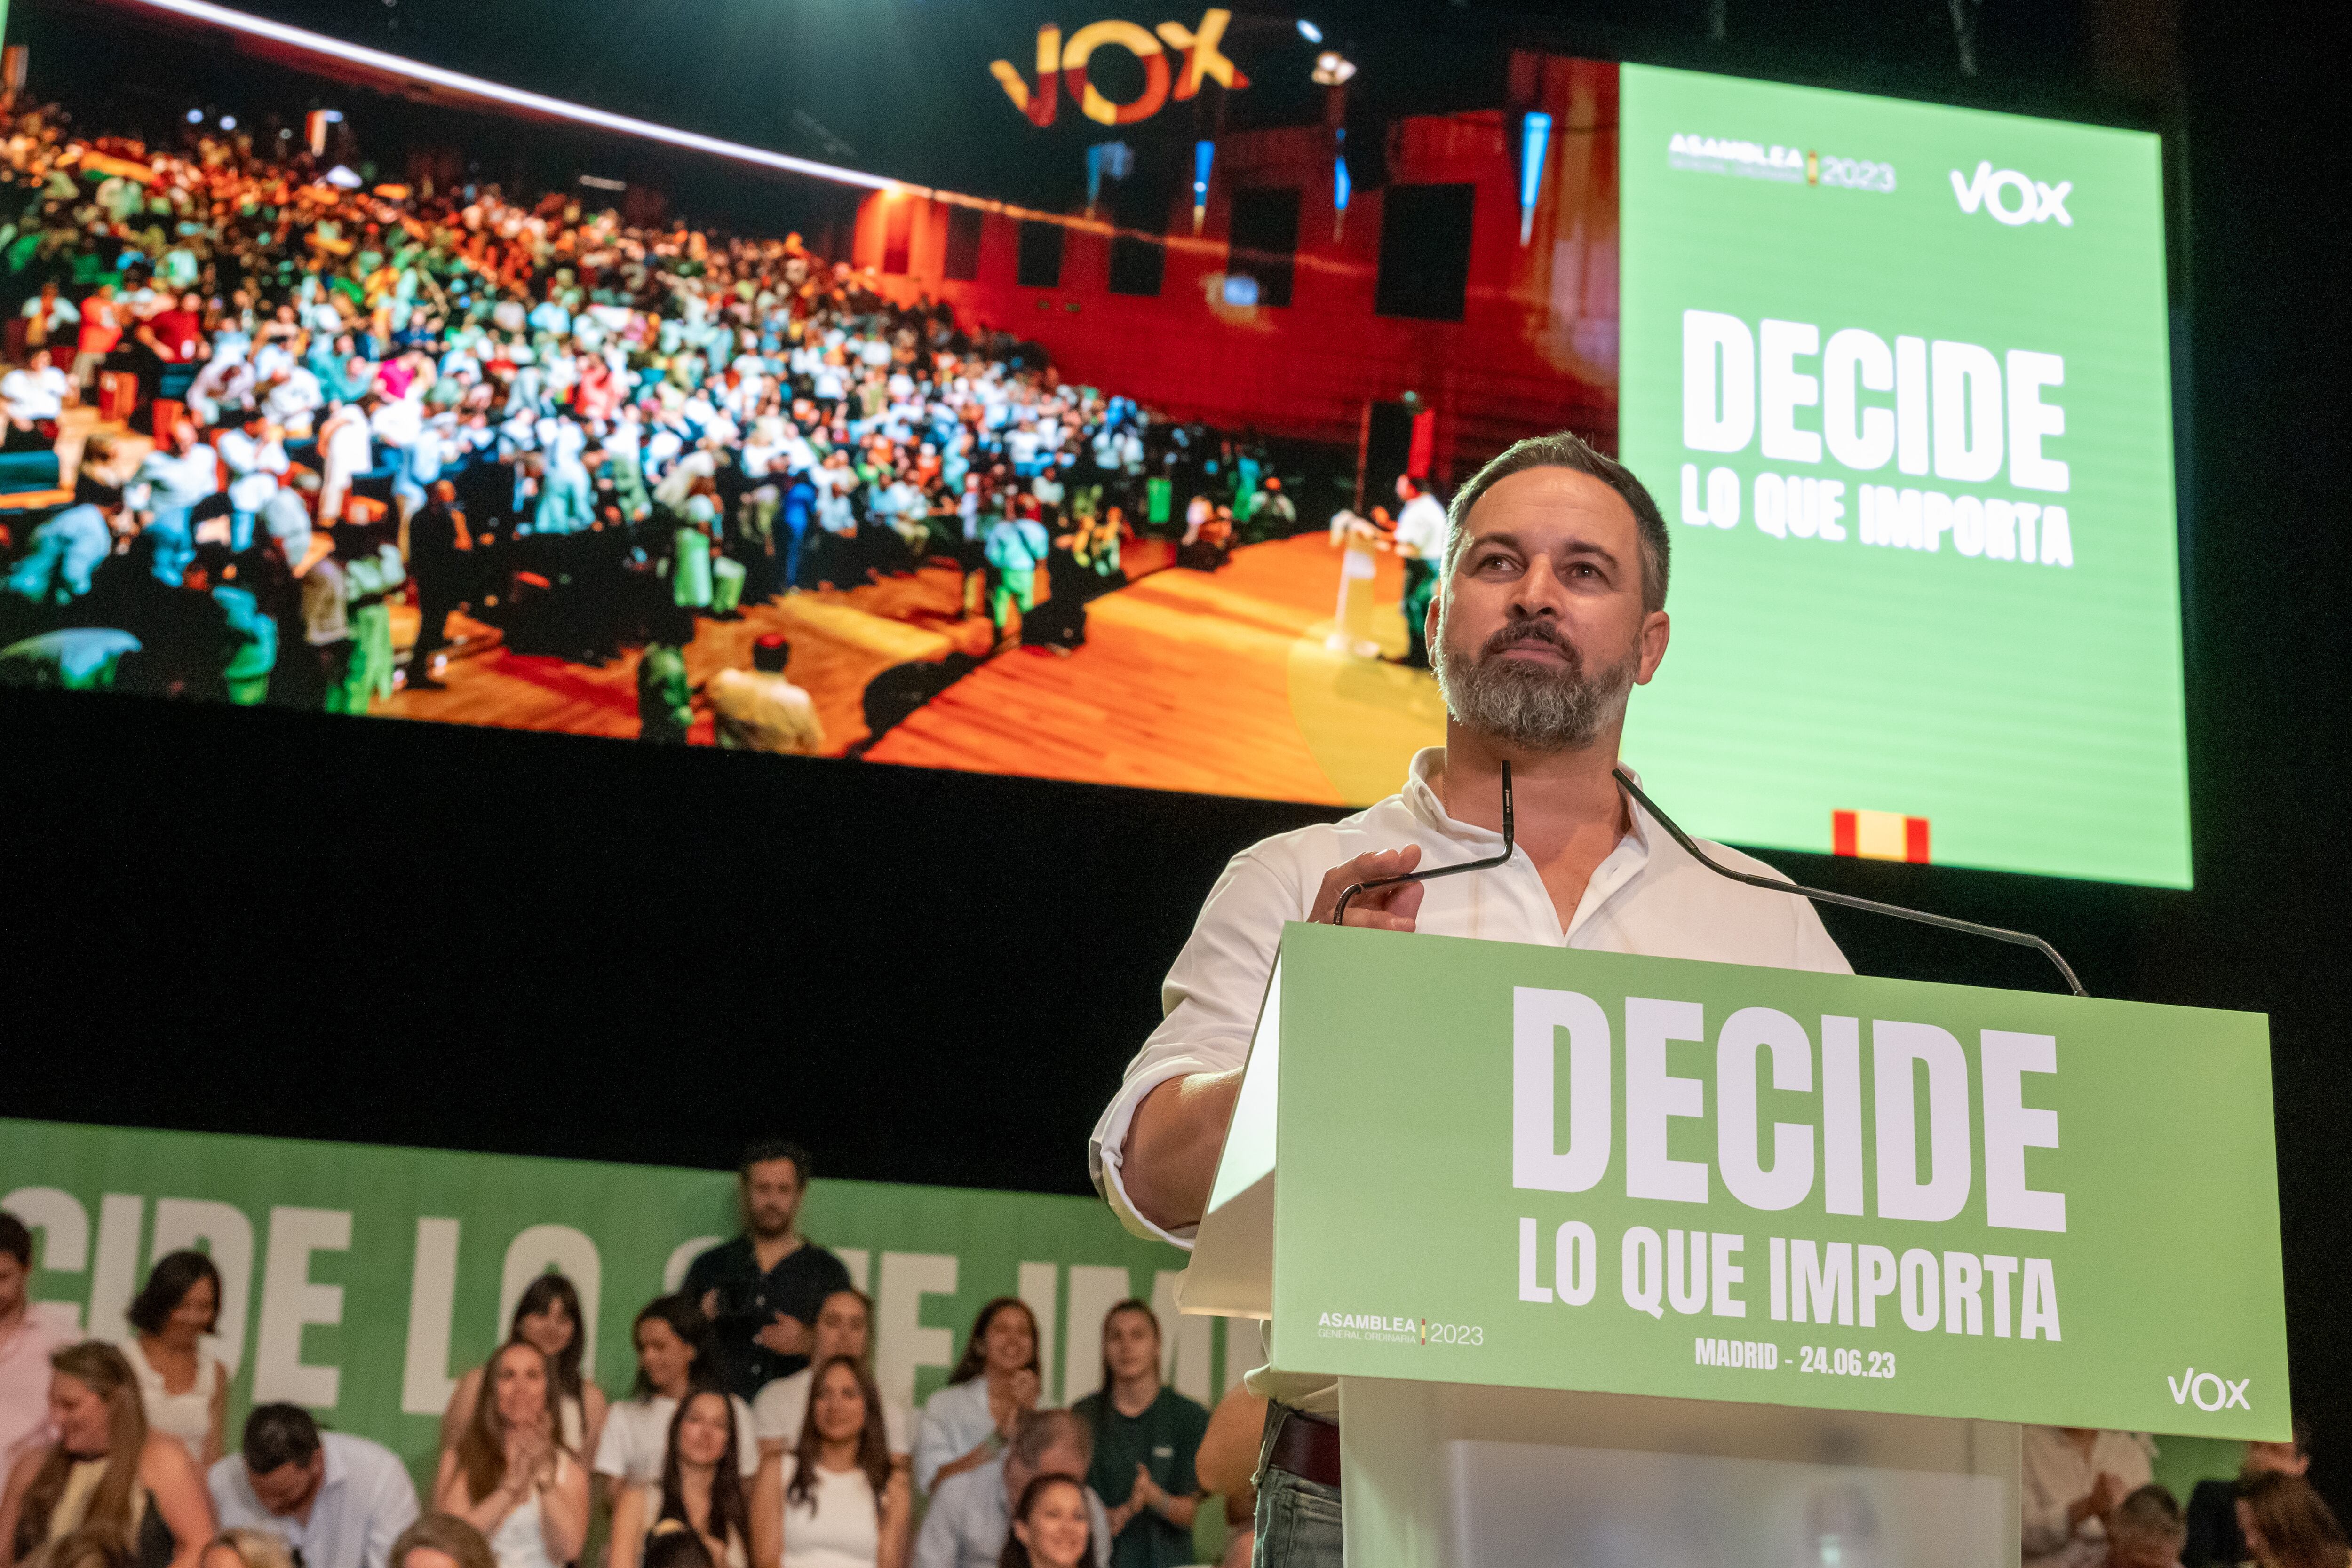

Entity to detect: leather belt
[1268,1409,1342,1489]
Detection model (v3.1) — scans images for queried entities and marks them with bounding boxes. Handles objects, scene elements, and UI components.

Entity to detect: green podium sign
[1203,923,2287,1440]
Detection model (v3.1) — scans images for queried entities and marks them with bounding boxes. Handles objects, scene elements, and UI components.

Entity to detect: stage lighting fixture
[219,115,236,129]
[1311,50,1355,86]
[325,164,362,188]
[321,110,344,122]
[1223,273,1260,306]
[1518,110,1551,245]
[1295,18,1322,42]
[1332,127,1350,238]
[186,108,204,123]
[1192,138,1214,233]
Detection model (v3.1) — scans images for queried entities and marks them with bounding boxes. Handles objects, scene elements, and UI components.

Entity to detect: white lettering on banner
[253,1206,351,1408]
[1694,1337,1779,1368]
[0,1186,91,1336]
[1676,310,2077,563]
[2169,1369,2254,1412]
[835,1249,872,1296]
[1716,1007,1815,1211]
[1063,1265,1132,1404]
[1666,1228,1707,1315]
[1626,998,1708,1203]
[88,1194,145,1347]
[664,1236,721,1294]
[1621,1227,1665,1320]
[1518,1218,1553,1304]
[1512,987,1611,1194]
[1507,995,2073,1226]
[1791,1240,1854,1326]
[1858,1244,1898,1329]
[875,1251,956,1420]
[1555,1222,1599,1306]
[500,1226,601,1381]
[1872,1022,1972,1223]
[1944,1251,1985,1335]
[151,1198,255,1378]
[1951,162,2073,227]
[401,1218,462,1415]
[1020,1262,1062,1404]
[2021,1258,2063,1340]
[1712,1232,1747,1318]
[1985,1254,2020,1337]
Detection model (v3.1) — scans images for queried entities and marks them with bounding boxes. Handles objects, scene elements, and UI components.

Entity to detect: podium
[1180,923,2289,1567]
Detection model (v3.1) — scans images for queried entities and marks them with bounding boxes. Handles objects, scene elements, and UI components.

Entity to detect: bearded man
[1086,430,1852,1568]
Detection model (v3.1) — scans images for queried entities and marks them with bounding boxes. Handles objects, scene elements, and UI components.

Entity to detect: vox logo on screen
[1950,161,2073,227]
[990,8,1250,128]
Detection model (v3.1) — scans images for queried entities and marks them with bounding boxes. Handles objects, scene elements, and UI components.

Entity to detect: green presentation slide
[1618,65,2190,887]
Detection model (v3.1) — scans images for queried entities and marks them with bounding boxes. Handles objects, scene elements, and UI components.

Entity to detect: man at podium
[1087,431,1852,1566]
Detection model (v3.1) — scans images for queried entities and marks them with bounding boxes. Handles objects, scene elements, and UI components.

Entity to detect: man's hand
[989,1368,1041,1439]
[753,1312,812,1357]
[1308,847,1426,933]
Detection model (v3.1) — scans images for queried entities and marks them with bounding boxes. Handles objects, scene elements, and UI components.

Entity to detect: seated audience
[2187,1425,2312,1567]
[767,1357,907,1568]
[752,1293,906,1466]
[382,1513,494,1568]
[913,1303,1041,1495]
[997,1476,1092,1568]
[430,1340,588,1568]
[2019,1425,2153,1568]
[596,1299,758,1502]
[1069,1303,1204,1568]
[439,1276,606,1473]
[910,1412,1107,1568]
[0,1216,61,1474]
[204,1405,417,1568]
[608,1390,753,1568]
[122,1254,230,1468]
[0,1341,216,1568]
[2236,1471,2350,1568]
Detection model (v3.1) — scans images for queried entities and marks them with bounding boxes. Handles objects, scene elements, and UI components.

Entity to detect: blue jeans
[1254,1412,1343,1568]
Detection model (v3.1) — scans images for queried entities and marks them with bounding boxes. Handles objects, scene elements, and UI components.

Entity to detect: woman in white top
[595,1298,759,1505]
[441,1276,606,1479]
[766,1359,906,1568]
[609,1391,757,1568]
[123,1254,229,1467]
[432,1340,588,1568]
[1001,1476,1093,1568]
[911,1299,1039,1495]
[751,1293,907,1467]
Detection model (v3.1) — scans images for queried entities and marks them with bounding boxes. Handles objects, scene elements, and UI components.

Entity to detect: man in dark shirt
[683,1140,853,1401]
[406,480,469,689]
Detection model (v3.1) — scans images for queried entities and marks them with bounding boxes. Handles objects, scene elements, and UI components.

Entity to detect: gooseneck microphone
[1333,762,1515,923]
[1611,767,2087,997]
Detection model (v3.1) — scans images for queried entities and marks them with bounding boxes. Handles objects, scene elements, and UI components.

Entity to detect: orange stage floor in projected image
[378,534,1447,806]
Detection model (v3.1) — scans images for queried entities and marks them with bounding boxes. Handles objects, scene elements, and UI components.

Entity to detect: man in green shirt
[1071,1300,1210,1568]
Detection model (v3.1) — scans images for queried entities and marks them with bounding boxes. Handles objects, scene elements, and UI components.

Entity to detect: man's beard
[1432,615,1639,751]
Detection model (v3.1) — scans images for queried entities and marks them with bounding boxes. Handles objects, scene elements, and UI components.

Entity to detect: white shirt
[1088,748,1851,1410]
[910,1456,1109,1568]
[207,1432,421,1568]
[2018,1426,2155,1568]
[2,364,69,423]
[776,1457,880,1568]
[750,1370,909,1458]
[124,1339,220,1460]
[909,1378,996,1496]
[218,429,289,515]
[0,1312,63,1470]
[593,1393,761,1484]
[1393,492,1448,558]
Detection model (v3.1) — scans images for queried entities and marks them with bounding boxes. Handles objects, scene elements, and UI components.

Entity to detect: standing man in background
[1391,473,1447,670]
[1090,431,1851,1566]
[683,1141,854,1402]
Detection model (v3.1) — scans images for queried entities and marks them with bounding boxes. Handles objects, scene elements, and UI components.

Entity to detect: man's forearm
[1119,1069,1244,1233]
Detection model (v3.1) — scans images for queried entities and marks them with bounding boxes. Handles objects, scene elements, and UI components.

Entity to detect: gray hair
[2110,1484,2186,1546]
[1010,1408,1093,1471]
[1440,431,1671,613]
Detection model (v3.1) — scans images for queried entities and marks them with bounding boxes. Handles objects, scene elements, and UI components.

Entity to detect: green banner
[1617,63,2189,887]
[0,1119,1218,1493]
[1265,924,2288,1438]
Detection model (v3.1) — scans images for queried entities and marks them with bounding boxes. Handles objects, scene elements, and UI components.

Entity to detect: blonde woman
[0,1343,215,1568]
[197,1529,292,1568]
[430,1342,588,1568]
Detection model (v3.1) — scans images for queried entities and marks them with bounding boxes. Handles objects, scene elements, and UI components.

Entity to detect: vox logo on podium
[1950,160,2073,226]
[2168,1368,2253,1412]
[991,8,1251,128]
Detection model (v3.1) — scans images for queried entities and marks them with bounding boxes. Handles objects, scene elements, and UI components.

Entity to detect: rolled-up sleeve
[1089,845,1307,1247]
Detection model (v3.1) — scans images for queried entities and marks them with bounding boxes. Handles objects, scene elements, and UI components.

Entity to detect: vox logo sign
[1950,160,2073,226]
[990,8,1251,128]
[2168,1367,2253,1412]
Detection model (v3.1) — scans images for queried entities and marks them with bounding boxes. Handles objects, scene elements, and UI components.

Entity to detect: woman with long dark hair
[911,1301,1039,1494]
[430,1341,588,1568]
[996,1475,1092,1568]
[439,1277,606,1477]
[594,1298,758,1505]
[767,1358,905,1568]
[0,1342,215,1568]
[121,1254,228,1468]
[607,1390,754,1568]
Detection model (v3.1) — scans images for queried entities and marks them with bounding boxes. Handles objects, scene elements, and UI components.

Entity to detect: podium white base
[1337,1378,2021,1568]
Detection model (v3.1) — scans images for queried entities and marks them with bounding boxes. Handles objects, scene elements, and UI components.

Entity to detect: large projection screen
[1618,64,2188,887]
